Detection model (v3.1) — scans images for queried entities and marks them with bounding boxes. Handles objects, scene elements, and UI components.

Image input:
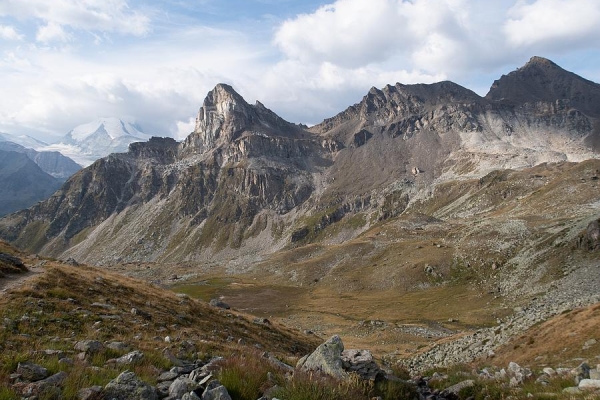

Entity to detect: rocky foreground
[7,334,600,399]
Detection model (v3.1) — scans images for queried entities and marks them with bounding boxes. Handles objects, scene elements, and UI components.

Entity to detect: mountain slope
[38,117,152,166]
[0,150,61,216]
[0,141,81,181]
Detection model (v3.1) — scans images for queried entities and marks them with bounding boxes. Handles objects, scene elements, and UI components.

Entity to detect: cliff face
[0,57,599,264]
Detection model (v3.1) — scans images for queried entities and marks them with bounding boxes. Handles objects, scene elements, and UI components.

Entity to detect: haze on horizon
[0,0,599,142]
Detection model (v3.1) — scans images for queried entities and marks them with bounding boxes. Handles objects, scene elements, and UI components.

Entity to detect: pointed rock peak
[368,86,382,95]
[204,83,249,109]
[186,84,256,153]
[524,56,559,68]
[486,56,600,107]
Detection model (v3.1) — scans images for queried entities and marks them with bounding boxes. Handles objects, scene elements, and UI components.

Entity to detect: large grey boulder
[296,335,348,379]
[201,380,232,400]
[75,340,104,354]
[341,349,385,381]
[104,370,158,400]
[17,361,49,382]
[579,379,600,390]
[114,350,145,365]
[443,380,475,396]
[571,362,591,385]
[169,376,197,398]
[15,371,67,398]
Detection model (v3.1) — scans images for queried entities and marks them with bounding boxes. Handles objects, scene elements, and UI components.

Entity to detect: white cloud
[505,0,600,48]
[0,24,23,40]
[0,0,150,36]
[36,22,71,43]
[1,0,600,145]
[274,0,476,73]
[274,0,405,68]
[175,117,196,140]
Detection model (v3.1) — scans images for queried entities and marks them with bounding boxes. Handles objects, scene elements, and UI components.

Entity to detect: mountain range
[0,132,49,149]
[37,117,152,166]
[0,141,81,181]
[0,56,598,276]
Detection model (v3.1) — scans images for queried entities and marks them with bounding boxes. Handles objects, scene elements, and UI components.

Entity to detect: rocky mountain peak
[486,56,600,118]
[191,84,253,152]
[183,84,307,156]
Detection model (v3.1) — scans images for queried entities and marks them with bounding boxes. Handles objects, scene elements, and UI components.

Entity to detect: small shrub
[216,352,278,400]
[0,385,18,399]
[373,379,419,400]
[272,371,366,400]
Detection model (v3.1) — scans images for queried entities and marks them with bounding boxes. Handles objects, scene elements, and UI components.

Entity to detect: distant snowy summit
[0,132,48,149]
[39,117,152,166]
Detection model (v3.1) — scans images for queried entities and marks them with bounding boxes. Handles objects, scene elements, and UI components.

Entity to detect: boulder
[571,362,591,385]
[106,342,131,351]
[209,299,230,310]
[104,370,158,400]
[74,340,104,354]
[158,371,179,382]
[296,335,347,379]
[169,376,197,398]
[114,350,145,365]
[507,361,531,386]
[341,349,385,381]
[77,385,104,400]
[579,379,600,390]
[16,361,49,382]
[443,379,475,396]
[182,392,202,400]
[17,371,67,398]
[201,380,232,400]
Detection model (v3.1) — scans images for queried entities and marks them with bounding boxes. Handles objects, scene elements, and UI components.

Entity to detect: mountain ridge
[0,141,81,181]
[38,117,152,167]
[0,56,598,267]
[0,150,62,216]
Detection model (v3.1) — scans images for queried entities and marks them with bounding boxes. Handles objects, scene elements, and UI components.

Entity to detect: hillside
[0,150,62,216]
[1,244,599,399]
[0,249,325,399]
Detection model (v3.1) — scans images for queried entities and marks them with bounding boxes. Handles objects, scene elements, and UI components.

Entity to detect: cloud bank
[0,0,599,142]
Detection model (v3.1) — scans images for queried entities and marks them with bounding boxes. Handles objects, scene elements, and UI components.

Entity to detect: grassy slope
[0,260,319,397]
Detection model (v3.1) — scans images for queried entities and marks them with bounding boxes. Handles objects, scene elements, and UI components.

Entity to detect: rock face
[0,57,599,265]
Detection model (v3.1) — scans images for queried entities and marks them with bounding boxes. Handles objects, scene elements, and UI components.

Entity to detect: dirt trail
[0,263,43,294]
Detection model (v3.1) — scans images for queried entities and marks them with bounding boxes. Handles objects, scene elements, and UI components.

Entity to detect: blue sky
[1,0,600,141]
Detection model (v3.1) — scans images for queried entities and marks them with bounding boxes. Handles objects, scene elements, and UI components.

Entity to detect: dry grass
[491,303,600,368]
[0,262,319,398]
[0,240,28,278]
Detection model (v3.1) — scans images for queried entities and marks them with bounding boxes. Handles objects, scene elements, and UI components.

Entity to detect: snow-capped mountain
[38,118,152,166]
[0,132,49,149]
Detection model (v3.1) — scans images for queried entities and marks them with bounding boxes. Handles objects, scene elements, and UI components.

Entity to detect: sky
[1,0,600,142]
